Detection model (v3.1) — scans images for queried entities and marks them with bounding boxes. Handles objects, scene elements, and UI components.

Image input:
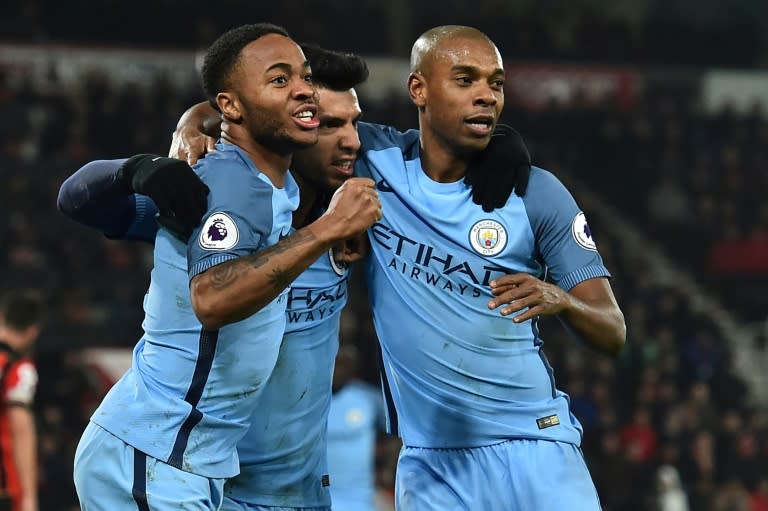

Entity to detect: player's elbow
[190,280,227,331]
[604,313,627,358]
[56,176,79,217]
[192,297,227,331]
[192,300,226,331]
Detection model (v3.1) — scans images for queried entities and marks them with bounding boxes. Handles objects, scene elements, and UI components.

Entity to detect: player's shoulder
[194,144,278,199]
[359,122,420,155]
[524,166,575,202]
[528,165,565,190]
[194,144,257,182]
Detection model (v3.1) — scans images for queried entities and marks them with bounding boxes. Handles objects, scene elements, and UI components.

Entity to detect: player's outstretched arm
[191,178,382,330]
[57,156,209,241]
[169,101,221,164]
[488,274,626,357]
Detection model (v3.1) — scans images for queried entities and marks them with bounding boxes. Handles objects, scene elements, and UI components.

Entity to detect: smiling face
[224,33,320,153]
[291,86,362,193]
[409,33,505,157]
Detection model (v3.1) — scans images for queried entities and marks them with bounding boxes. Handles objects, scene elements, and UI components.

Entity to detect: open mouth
[464,115,494,135]
[293,106,320,129]
[331,159,355,175]
[464,114,495,134]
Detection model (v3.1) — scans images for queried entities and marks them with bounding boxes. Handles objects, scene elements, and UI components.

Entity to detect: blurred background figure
[751,476,768,511]
[0,290,43,511]
[327,343,397,511]
[656,465,689,511]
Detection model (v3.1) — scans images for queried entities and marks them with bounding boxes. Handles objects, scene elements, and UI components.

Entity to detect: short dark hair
[0,290,43,331]
[300,44,369,91]
[201,23,291,104]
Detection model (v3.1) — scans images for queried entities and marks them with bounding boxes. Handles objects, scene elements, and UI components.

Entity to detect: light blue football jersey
[224,247,348,508]
[326,382,384,511]
[356,123,610,449]
[91,143,299,478]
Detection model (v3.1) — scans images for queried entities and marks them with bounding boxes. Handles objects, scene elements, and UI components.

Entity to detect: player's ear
[216,92,243,123]
[408,72,427,109]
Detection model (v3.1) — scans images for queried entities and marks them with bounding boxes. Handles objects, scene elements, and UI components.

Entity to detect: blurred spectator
[327,343,397,511]
[646,175,693,228]
[0,290,44,511]
[751,476,768,511]
[619,406,658,465]
[712,479,751,511]
[656,465,690,511]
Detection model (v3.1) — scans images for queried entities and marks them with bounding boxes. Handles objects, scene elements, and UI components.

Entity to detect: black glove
[117,154,210,239]
[465,124,531,212]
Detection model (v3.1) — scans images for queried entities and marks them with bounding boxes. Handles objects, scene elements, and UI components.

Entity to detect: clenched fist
[321,178,382,240]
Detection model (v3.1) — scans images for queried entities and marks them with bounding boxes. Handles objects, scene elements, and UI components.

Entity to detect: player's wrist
[306,215,346,246]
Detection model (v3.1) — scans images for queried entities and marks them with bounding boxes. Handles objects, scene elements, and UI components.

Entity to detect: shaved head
[410,25,498,75]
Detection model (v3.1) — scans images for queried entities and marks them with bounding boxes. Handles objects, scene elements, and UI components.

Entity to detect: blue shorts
[74,421,225,510]
[395,439,601,511]
[220,500,329,511]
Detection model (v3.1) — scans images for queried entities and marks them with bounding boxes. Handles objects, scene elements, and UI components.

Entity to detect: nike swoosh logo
[376,179,394,192]
[152,156,162,161]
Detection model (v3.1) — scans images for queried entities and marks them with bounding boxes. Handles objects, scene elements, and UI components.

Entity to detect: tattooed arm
[191,177,381,330]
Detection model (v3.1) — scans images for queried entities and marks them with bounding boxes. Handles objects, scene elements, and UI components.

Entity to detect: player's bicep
[568,277,619,308]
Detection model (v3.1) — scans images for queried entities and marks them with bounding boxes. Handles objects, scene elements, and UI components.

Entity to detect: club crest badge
[469,219,507,256]
[571,211,597,251]
[199,212,239,250]
[328,248,348,276]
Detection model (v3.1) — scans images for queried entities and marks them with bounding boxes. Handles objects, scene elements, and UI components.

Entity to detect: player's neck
[292,175,320,228]
[221,129,292,188]
[418,130,469,183]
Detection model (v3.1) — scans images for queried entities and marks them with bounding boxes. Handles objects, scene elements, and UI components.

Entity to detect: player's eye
[271,76,288,85]
[303,73,313,83]
[456,76,473,86]
[490,79,505,90]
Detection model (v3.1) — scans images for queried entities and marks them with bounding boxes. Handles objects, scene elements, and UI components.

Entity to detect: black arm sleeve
[56,159,138,238]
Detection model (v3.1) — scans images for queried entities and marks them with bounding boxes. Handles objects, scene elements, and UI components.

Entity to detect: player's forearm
[8,407,38,506]
[176,101,221,139]
[191,218,338,330]
[559,281,626,357]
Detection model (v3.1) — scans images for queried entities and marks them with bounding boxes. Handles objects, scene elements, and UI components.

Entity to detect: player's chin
[288,131,319,149]
[325,174,349,191]
[461,135,491,154]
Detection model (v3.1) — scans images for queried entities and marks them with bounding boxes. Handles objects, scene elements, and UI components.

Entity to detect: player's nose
[339,124,361,152]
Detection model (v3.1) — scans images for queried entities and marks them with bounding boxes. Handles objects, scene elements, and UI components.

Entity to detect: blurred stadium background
[2,0,768,509]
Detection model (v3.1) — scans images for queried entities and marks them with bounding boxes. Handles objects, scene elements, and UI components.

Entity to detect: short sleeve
[4,361,38,406]
[186,157,276,278]
[522,168,611,291]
